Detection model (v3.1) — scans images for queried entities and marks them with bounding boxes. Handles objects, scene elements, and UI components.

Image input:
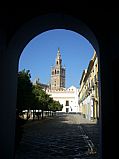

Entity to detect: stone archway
[1,13,101,159]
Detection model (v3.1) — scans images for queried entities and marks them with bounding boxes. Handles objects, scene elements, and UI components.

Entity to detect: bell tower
[51,48,65,90]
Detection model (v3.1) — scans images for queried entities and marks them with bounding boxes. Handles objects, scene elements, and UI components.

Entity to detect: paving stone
[15,114,100,159]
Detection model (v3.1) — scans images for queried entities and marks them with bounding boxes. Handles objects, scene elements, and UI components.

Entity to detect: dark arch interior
[0,6,118,159]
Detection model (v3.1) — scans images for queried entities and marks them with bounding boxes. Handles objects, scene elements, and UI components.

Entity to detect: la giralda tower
[51,48,65,90]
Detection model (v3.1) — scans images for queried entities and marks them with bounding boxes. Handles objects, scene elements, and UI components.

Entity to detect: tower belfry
[56,47,62,66]
[51,48,65,90]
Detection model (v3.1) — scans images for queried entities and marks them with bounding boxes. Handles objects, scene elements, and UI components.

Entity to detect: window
[66,100,69,106]
[91,79,94,87]
[94,75,96,83]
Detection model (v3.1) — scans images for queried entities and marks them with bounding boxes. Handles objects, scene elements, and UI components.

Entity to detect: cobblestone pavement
[15,114,100,159]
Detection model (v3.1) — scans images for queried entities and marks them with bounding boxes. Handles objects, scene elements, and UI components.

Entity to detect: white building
[46,48,79,113]
[46,85,79,113]
[79,51,99,120]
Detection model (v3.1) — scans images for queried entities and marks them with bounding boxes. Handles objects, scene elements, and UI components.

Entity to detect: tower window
[57,70,59,74]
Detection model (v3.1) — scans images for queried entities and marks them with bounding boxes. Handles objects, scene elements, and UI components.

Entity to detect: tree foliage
[17,69,63,117]
[16,69,34,113]
[48,100,63,112]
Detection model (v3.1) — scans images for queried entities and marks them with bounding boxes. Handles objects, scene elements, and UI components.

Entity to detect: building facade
[47,86,79,113]
[47,48,79,113]
[79,51,99,120]
[33,77,49,91]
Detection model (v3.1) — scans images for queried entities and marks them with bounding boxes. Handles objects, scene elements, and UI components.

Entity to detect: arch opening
[7,13,101,158]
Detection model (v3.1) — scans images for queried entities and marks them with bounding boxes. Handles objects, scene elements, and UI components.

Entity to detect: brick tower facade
[50,48,65,90]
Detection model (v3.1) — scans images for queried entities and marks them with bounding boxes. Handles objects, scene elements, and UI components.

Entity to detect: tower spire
[56,47,62,65]
[57,47,61,58]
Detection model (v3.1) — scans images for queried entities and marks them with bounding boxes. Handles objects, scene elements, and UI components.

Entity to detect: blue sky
[19,29,94,88]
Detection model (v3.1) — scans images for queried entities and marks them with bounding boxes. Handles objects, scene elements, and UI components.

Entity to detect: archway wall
[1,13,100,159]
[8,13,100,60]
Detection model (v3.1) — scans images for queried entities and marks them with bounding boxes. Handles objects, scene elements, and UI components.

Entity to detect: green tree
[16,69,34,118]
[32,83,50,119]
[32,84,42,120]
[49,100,63,112]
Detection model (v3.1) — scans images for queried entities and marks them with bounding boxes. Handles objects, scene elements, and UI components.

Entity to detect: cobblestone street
[15,114,100,159]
